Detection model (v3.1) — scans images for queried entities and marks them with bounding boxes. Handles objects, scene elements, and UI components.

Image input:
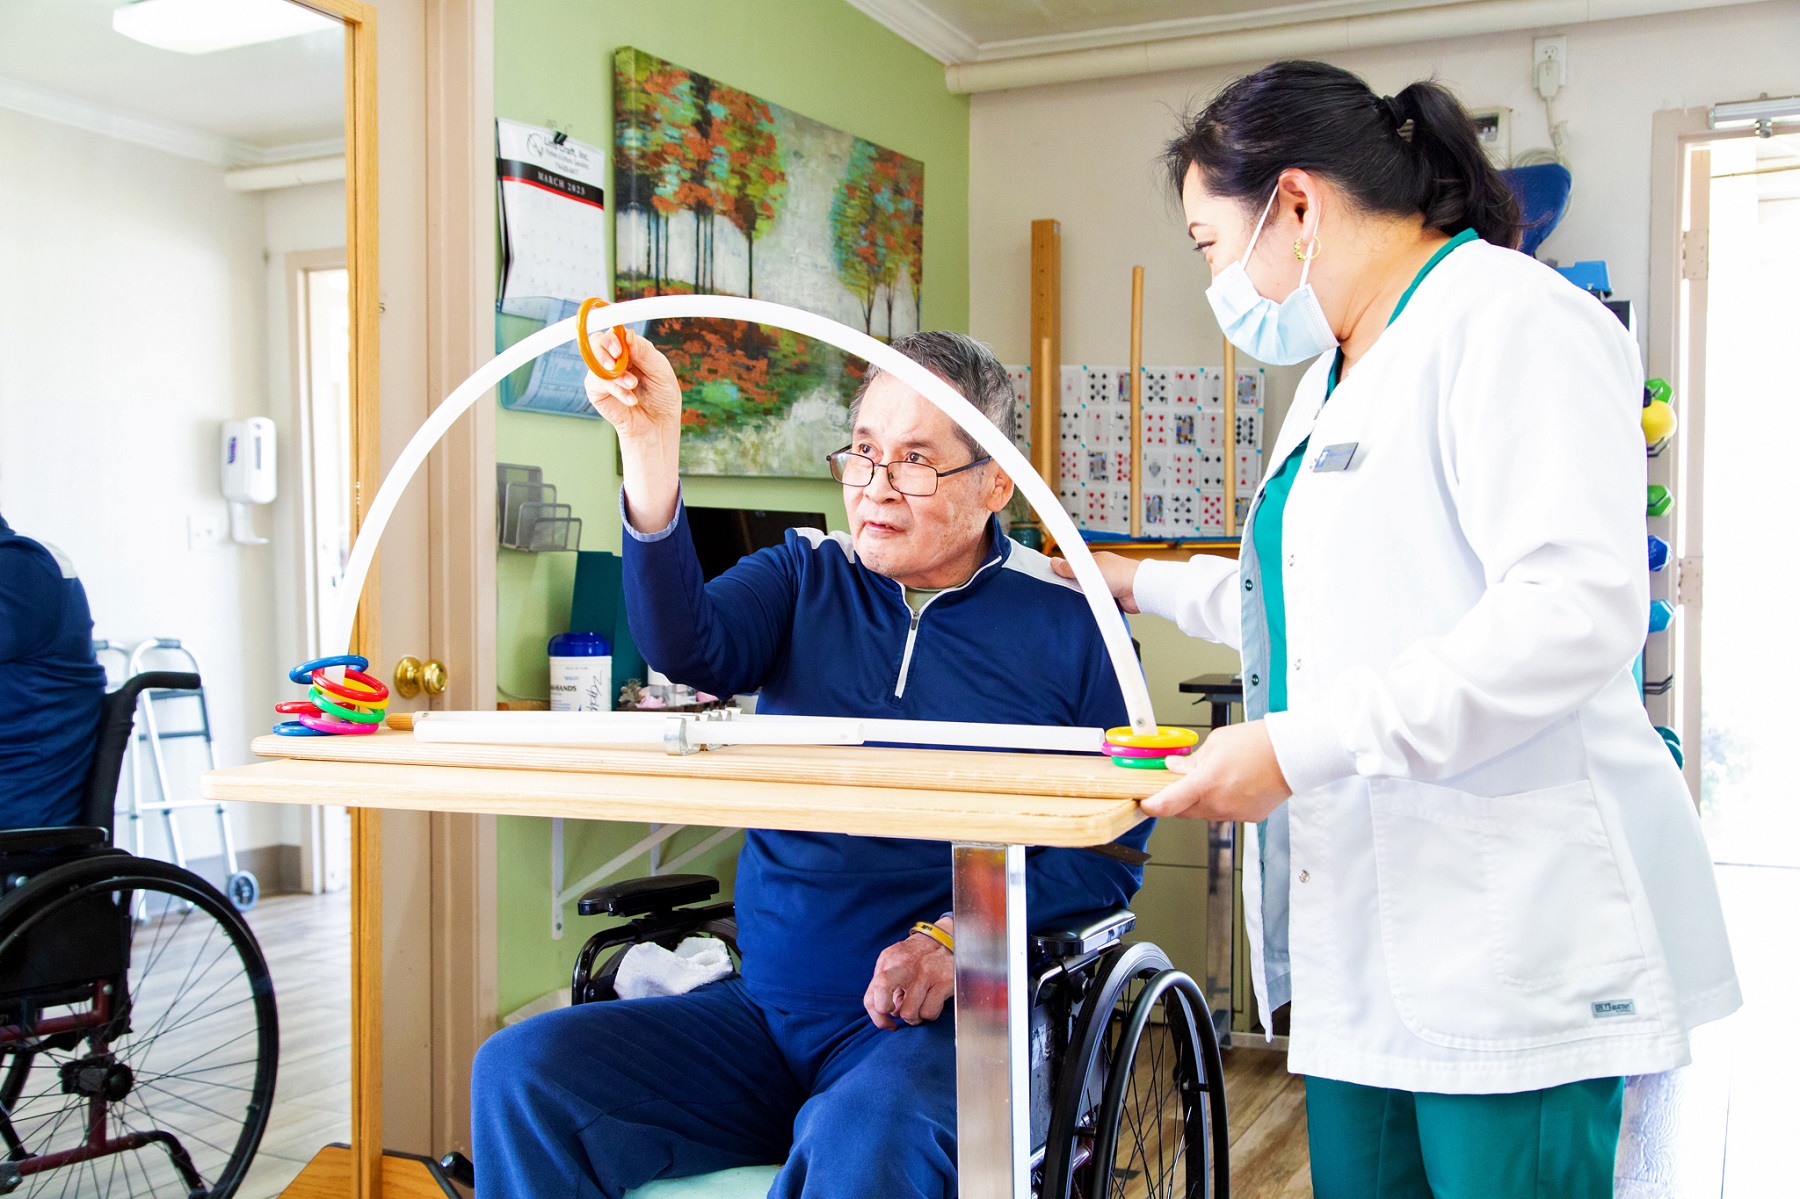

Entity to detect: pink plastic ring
[298,712,380,735]
[1101,741,1196,759]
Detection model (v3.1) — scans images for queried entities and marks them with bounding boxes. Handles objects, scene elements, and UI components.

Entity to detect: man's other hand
[864,919,954,1030]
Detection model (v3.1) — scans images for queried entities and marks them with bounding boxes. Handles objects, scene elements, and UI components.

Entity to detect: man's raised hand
[583,327,685,532]
[582,328,682,445]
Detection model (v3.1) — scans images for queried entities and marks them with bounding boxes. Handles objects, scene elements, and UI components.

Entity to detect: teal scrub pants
[1304,1075,1624,1199]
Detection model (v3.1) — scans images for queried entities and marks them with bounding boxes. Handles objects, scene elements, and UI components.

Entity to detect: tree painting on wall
[614,47,925,477]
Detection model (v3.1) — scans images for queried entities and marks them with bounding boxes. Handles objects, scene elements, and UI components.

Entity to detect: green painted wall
[492,0,971,1015]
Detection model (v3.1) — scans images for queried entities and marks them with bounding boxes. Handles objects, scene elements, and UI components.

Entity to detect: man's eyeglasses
[825,447,991,497]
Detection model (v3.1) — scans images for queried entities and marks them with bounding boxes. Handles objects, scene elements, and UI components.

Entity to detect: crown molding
[839,0,980,64]
[0,73,342,169]
[841,0,1476,65]
[943,0,1772,92]
[259,135,347,164]
[970,0,1464,60]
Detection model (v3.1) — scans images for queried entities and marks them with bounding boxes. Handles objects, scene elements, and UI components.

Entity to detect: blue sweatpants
[470,977,957,1198]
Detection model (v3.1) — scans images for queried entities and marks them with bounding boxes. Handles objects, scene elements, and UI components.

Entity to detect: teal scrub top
[1251,228,1478,713]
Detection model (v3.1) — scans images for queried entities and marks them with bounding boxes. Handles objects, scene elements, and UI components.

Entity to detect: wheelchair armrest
[0,826,108,855]
[1031,908,1136,960]
[578,873,719,918]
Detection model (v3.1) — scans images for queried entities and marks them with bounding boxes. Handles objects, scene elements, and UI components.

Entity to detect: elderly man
[472,330,1151,1199]
[1,514,104,828]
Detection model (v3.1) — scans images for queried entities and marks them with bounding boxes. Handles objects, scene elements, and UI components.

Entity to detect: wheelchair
[447,870,1230,1198]
[0,672,279,1197]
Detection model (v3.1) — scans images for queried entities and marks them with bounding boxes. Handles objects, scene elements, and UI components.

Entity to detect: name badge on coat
[1310,442,1359,472]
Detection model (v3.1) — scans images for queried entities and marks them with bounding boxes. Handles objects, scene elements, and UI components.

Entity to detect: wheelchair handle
[126,671,202,696]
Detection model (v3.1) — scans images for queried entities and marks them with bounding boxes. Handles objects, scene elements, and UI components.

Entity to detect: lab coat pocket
[1369,777,1655,1050]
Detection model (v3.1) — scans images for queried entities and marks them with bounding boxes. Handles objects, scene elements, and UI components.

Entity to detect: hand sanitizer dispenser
[221,418,276,545]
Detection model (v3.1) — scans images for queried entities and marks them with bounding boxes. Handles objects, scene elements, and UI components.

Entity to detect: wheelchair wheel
[1085,970,1227,1199]
[1038,945,1228,1199]
[0,856,277,1197]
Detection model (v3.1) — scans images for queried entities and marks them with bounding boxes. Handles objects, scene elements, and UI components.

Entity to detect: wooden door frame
[420,0,498,1158]
[1648,107,1758,804]
[287,4,383,1194]
[285,246,351,898]
[292,0,499,1190]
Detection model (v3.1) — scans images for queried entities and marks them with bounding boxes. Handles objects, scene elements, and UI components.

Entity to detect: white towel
[613,936,733,1001]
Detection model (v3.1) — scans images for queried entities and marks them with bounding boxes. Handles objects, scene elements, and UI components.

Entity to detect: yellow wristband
[910,921,955,954]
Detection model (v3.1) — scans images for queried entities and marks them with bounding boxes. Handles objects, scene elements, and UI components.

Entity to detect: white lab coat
[1135,239,1740,1093]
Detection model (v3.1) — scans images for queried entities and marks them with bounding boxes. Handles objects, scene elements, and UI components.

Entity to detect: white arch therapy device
[328,295,1192,756]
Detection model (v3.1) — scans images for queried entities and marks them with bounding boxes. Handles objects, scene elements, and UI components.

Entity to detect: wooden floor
[1221,1049,1311,1196]
[234,890,352,1199]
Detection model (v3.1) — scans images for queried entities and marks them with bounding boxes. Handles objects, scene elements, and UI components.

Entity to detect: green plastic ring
[1111,755,1169,769]
[309,684,386,724]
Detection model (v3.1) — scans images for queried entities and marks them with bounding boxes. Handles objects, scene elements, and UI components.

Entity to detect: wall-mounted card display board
[1005,366,1263,540]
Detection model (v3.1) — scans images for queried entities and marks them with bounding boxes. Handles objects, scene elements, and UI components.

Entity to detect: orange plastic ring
[576,297,632,381]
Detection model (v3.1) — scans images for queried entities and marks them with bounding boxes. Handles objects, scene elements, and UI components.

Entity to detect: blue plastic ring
[273,720,332,736]
[288,655,369,684]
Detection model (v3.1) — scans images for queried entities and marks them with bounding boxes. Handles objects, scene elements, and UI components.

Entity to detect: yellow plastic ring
[576,297,632,381]
[1103,725,1200,751]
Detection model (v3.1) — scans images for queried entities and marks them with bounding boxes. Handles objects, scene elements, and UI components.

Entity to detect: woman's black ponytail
[1163,62,1521,250]
[1390,81,1521,249]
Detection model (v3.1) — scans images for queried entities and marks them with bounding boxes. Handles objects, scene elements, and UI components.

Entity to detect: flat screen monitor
[686,506,830,581]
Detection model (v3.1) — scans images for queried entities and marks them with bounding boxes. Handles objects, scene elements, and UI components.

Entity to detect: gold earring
[1294,236,1322,262]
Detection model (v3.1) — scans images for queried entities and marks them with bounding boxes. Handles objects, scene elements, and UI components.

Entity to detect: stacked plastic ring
[1102,725,1201,769]
[274,655,391,736]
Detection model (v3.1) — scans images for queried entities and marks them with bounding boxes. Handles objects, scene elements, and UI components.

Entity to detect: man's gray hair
[849,330,1015,458]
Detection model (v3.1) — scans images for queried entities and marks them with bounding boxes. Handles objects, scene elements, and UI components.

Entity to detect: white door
[1691,133,1800,868]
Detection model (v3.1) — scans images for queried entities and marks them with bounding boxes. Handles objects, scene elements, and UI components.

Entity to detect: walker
[125,638,260,911]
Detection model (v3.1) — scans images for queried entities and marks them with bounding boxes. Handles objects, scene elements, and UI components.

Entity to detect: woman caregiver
[1074,61,1742,1197]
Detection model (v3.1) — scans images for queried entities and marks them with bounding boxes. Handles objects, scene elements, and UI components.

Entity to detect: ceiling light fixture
[112,0,337,56]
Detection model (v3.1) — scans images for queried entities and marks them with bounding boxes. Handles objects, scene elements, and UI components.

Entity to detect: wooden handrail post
[1029,220,1062,492]
[1128,266,1144,538]
[1222,338,1238,539]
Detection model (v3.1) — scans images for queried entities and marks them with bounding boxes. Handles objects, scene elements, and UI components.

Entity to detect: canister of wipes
[548,631,613,712]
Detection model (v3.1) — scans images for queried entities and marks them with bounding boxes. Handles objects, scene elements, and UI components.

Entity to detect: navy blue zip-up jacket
[622,496,1153,1013]
[1,517,105,829]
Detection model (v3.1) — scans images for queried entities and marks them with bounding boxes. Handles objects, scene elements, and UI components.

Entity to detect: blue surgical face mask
[1204,189,1337,366]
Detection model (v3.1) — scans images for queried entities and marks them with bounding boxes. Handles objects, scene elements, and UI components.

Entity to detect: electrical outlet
[1534,36,1567,98]
[187,511,224,551]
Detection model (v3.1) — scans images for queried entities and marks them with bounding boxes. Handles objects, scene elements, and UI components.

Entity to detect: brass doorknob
[393,656,423,699]
[393,656,449,699]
